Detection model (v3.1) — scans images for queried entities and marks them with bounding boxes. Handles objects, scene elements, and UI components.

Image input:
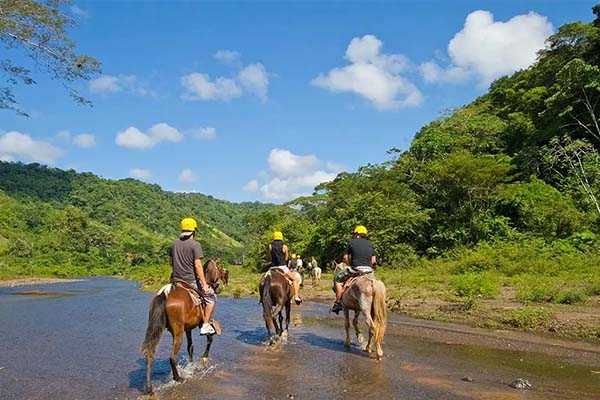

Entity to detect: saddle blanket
[157,283,202,307]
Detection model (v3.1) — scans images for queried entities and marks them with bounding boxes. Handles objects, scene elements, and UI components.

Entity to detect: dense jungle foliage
[1,6,599,307]
[243,5,600,288]
[0,162,272,276]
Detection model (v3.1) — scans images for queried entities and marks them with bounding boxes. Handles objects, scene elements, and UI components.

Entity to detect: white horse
[311,264,322,284]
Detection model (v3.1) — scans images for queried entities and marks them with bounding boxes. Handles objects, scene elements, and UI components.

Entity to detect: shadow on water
[233,327,267,346]
[296,331,370,357]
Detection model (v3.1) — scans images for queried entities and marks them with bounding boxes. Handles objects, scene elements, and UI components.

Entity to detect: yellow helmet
[181,217,198,231]
[272,231,283,241]
[291,254,297,259]
[354,225,368,235]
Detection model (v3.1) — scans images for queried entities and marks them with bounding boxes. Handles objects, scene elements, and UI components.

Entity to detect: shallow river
[0,278,598,400]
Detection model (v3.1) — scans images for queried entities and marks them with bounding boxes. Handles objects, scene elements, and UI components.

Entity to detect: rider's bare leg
[204,303,215,324]
[334,281,343,302]
[286,271,302,303]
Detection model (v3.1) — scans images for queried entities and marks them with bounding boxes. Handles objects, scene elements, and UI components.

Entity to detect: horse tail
[261,274,273,322]
[371,279,387,345]
[140,292,167,357]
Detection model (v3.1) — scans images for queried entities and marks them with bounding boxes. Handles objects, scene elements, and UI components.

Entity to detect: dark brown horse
[140,258,223,394]
[259,268,292,343]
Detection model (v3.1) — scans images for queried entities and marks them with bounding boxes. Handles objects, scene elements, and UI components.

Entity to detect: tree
[0,0,101,115]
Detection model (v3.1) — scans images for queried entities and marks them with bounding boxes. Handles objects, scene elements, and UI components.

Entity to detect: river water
[0,278,598,400]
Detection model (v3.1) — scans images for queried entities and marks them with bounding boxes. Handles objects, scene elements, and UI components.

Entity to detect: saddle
[166,281,203,307]
[342,271,372,292]
[266,268,293,287]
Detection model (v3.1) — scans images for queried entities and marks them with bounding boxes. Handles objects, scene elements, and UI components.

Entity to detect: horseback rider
[268,231,303,305]
[169,217,217,335]
[310,256,318,271]
[331,225,376,314]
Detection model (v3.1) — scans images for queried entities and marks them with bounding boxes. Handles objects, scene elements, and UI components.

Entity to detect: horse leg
[145,353,155,394]
[364,305,375,354]
[285,299,291,333]
[200,333,214,367]
[344,307,351,349]
[186,329,194,362]
[170,324,185,382]
[353,310,365,347]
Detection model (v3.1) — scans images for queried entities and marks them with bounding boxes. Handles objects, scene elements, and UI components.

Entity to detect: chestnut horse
[140,258,223,394]
[333,262,387,360]
[219,267,229,286]
[259,268,292,344]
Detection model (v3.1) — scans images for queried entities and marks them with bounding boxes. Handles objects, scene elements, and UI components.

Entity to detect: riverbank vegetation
[1,6,599,341]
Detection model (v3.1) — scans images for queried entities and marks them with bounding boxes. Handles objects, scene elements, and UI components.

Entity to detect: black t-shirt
[344,237,374,267]
[270,240,286,266]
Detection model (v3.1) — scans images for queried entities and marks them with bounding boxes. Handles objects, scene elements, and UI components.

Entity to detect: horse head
[204,258,224,294]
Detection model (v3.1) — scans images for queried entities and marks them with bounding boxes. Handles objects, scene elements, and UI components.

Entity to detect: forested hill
[0,161,273,275]
[244,5,600,272]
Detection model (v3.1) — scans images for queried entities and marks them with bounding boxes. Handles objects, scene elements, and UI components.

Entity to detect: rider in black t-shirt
[331,225,376,314]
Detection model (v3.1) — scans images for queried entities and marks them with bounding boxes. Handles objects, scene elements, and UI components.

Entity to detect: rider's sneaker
[330,301,342,314]
[294,296,303,305]
[200,322,216,335]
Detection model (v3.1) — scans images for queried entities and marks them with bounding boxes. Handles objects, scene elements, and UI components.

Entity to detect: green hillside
[0,161,273,277]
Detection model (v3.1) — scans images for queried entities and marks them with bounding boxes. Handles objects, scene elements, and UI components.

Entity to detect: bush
[503,307,552,330]
[516,275,589,304]
[450,271,500,297]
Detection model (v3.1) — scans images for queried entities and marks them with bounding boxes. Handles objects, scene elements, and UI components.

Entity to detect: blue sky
[1,1,597,202]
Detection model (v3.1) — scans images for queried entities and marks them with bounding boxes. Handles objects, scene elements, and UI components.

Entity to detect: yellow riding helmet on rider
[181,217,198,232]
[272,231,283,241]
[291,254,297,259]
[354,225,368,235]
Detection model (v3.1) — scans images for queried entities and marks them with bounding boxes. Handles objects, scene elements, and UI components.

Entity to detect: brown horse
[259,268,292,344]
[334,262,387,360]
[140,258,223,394]
[219,267,229,286]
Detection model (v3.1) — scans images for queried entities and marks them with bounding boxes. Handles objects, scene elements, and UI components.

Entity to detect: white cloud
[89,74,155,97]
[70,5,89,17]
[268,148,322,177]
[56,130,71,142]
[181,57,270,102]
[214,49,241,64]
[238,63,269,101]
[129,168,152,179]
[0,154,15,162]
[90,75,123,93]
[115,123,183,150]
[0,131,62,163]
[311,34,423,110]
[243,179,259,192]
[421,10,554,85]
[180,73,242,101]
[190,127,217,140]
[179,168,197,184]
[73,133,96,148]
[249,149,341,201]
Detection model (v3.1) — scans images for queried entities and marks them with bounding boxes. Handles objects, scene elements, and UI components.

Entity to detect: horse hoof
[344,342,351,349]
[145,385,154,395]
[376,355,383,361]
[364,347,373,354]
[200,357,209,367]
[174,376,185,383]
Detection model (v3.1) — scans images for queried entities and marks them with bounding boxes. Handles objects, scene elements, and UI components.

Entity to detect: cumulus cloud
[73,133,96,148]
[311,34,422,109]
[420,10,554,85]
[243,179,259,192]
[238,63,269,101]
[89,74,155,97]
[179,168,197,184]
[0,131,62,163]
[248,149,342,201]
[115,123,183,150]
[129,168,152,180]
[180,73,242,101]
[214,49,241,64]
[181,53,270,102]
[190,127,217,140]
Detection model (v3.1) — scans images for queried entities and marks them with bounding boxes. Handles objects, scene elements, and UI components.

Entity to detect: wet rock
[287,394,295,399]
[508,378,532,389]
[461,376,473,382]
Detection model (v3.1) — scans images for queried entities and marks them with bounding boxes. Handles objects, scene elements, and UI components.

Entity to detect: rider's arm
[283,244,289,262]
[194,259,209,290]
[371,255,377,266]
[342,253,350,265]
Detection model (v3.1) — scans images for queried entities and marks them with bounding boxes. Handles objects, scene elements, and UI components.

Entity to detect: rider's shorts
[334,265,373,283]
[190,281,217,305]
[270,265,290,274]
